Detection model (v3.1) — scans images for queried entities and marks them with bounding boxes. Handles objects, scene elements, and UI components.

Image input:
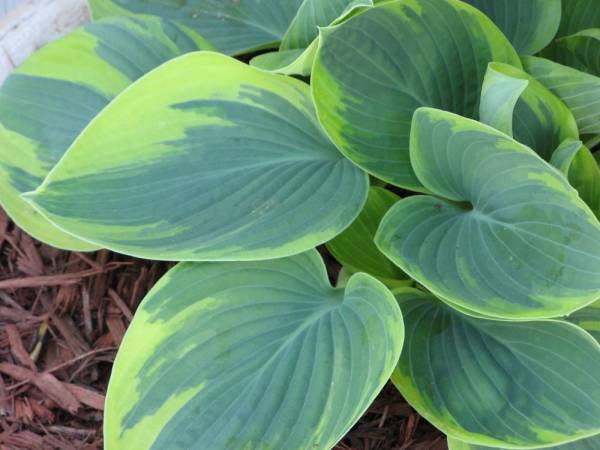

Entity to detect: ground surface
[0,206,446,450]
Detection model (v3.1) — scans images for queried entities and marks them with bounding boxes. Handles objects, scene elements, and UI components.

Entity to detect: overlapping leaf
[0,16,211,250]
[24,52,368,261]
[376,108,600,319]
[463,0,561,55]
[567,299,600,343]
[547,29,600,76]
[393,289,600,448]
[105,250,404,450]
[311,0,520,189]
[480,62,579,160]
[326,186,408,287]
[89,0,304,55]
[523,56,600,135]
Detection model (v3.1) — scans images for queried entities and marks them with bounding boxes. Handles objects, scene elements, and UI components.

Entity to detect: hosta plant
[1,0,600,449]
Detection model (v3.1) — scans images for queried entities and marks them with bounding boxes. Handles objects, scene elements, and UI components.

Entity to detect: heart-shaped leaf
[556,0,600,37]
[311,0,520,190]
[90,0,305,55]
[392,289,600,448]
[463,0,561,55]
[105,249,404,450]
[523,56,600,136]
[24,52,368,261]
[326,186,408,287]
[480,62,578,160]
[0,16,211,250]
[376,108,600,319]
[448,434,600,450]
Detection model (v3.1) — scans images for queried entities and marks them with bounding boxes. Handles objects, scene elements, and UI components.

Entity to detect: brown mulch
[0,206,445,450]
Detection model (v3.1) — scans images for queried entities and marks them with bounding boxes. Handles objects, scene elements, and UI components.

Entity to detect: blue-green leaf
[105,250,404,450]
[376,108,600,319]
[393,289,600,448]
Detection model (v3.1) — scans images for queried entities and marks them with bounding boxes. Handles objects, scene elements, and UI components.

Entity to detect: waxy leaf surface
[393,289,600,448]
[557,0,600,37]
[0,16,210,250]
[311,0,520,189]
[25,52,368,261]
[376,108,600,319]
[105,250,404,450]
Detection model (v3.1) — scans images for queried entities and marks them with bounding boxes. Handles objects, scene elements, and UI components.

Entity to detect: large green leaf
[480,62,578,160]
[326,186,408,287]
[0,16,211,251]
[523,56,600,136]
[557,0,600,37]
[376,108,600,319]
[24,52,368,262]
[448,435,600,450]
[463,0,561,55]
[393,289,600,448]
[311,0,520,190]
[90,0,304,55]
[546,29,600,76]
[567,299,600,343]
[105,249,404,450]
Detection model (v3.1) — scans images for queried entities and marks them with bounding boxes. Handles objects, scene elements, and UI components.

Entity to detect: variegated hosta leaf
[463,0,561,55]
[557,0,600,37]
[376,108,600,319]
[24,52,368,262]
[90,0,304,55]
[551,140,600,218]
[523,56,600,136]
[480,62,578,160]
[448,434,600,450]
[567,299,600,343]
[105,250,404,450]
[326,186,408,288]
[0,16,211,251]
[393,289,600,448]
[311,0,520,190]
[547,29,600,76]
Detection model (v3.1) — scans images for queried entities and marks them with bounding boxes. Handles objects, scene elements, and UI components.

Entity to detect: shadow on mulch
[0,207,446,450]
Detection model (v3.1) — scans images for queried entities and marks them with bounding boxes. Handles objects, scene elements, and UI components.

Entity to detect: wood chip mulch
[0,206,445,450]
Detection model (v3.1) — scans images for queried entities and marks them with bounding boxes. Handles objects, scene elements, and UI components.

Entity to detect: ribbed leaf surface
[105,250,404,450]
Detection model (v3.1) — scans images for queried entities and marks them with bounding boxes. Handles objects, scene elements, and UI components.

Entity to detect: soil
[0,206,446,450]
